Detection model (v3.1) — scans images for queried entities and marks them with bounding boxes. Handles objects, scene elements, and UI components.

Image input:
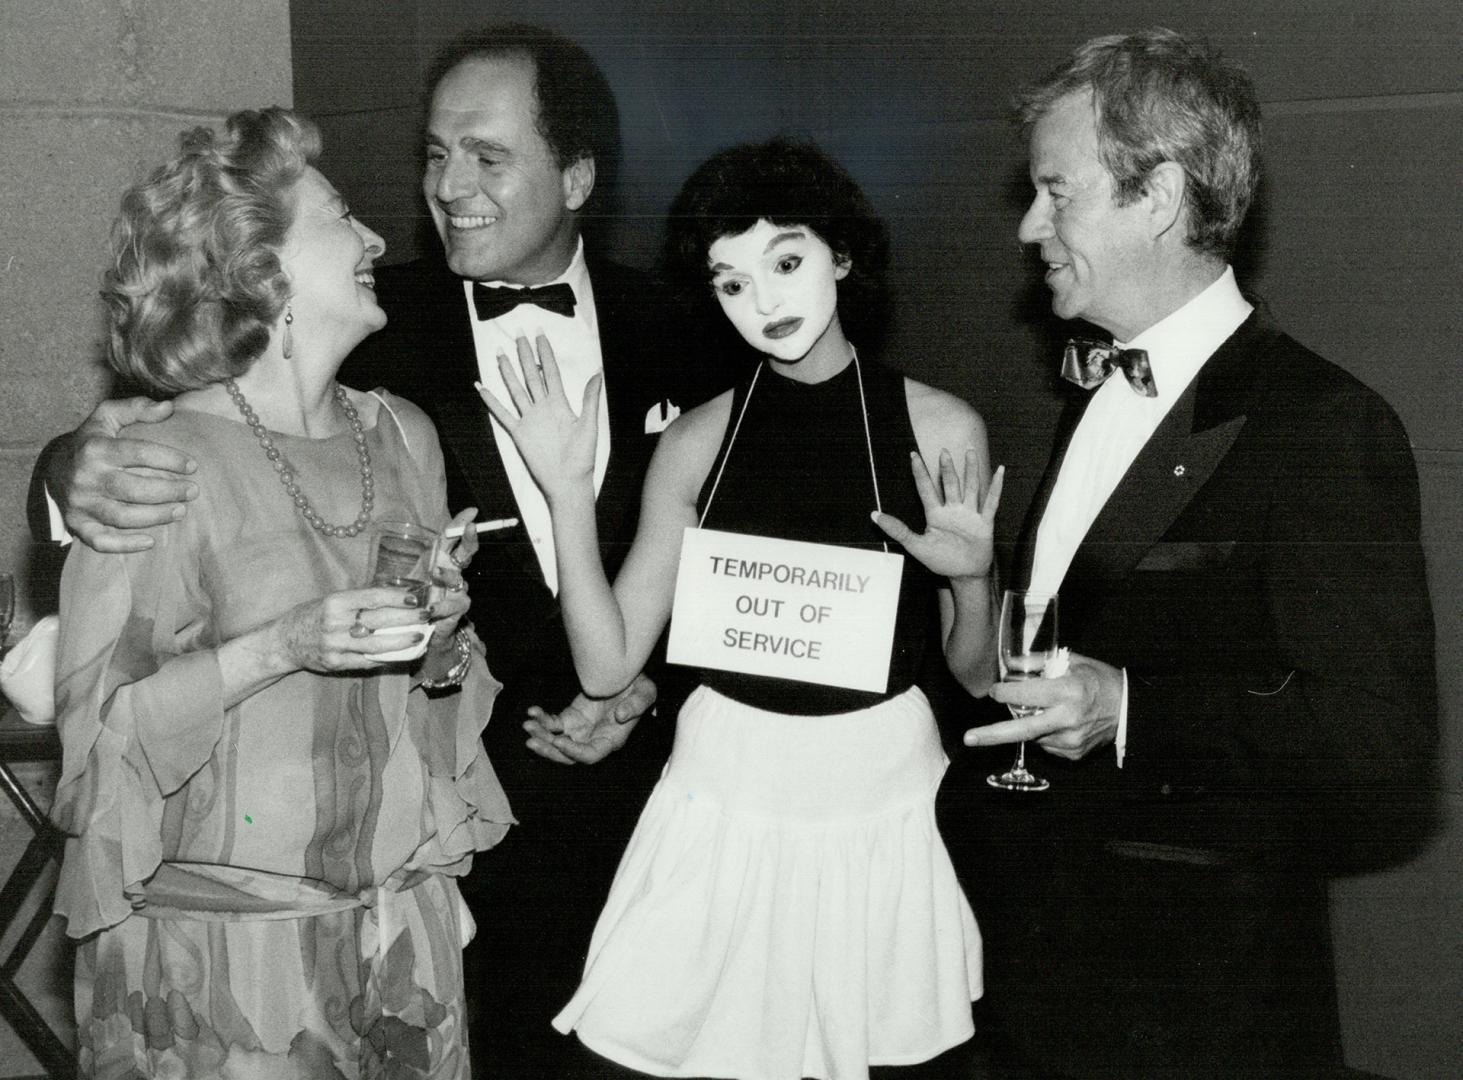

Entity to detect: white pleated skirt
[552,684,982,1080]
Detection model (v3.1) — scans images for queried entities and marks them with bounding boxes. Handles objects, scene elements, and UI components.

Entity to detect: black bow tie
[1061,338,1158,397]
[472,281,577,322]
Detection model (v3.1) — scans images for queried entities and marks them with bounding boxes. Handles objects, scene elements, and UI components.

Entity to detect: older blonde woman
[51,108,512,1078]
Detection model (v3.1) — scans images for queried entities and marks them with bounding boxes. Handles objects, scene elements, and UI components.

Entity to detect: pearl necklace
[224,378,374,537]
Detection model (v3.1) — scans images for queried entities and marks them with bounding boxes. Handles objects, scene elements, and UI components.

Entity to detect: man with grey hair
[941,28,1437,1078]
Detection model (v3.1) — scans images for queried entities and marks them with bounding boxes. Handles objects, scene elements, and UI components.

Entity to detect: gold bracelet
[420,628,472,689]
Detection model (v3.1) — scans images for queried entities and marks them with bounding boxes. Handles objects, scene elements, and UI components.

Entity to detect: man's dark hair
[425,22,620,183]
[664,138,890,350]
[1017,28,1262,260]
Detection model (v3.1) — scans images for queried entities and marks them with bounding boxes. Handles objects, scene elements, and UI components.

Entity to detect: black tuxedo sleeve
[26,433,71,542]
[1122,381,1438,870]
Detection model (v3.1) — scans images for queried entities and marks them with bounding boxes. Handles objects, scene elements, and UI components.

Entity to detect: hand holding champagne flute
[988,589,1057,792]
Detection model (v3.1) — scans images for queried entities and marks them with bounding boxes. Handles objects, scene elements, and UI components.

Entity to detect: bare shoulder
[655,388,733,463]
[646,388,735,503]
[902,377,987,457]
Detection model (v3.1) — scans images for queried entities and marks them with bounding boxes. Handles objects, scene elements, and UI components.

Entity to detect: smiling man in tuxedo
[940,28,1438,1079]
[36,23,733,1077]
[343,29,730,1074]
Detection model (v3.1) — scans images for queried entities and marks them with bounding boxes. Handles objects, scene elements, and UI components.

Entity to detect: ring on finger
[442,577,466,593]
[348,611,371,638]
[449,549,469,569]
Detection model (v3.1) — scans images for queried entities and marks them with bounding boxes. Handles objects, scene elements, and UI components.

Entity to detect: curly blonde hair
[103,107,321,395]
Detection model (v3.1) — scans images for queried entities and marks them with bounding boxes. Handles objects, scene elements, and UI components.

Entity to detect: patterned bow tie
[472,281,577,322]
[1061,338,1158,397]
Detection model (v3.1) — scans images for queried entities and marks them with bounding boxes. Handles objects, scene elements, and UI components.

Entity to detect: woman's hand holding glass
[268,585,433,674]
[872,452,1003,581]
[475,332,600,505]
[256,508,480,677]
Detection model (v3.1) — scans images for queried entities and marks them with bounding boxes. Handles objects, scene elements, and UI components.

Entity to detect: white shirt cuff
[45,485,73,546]
[1114,667,1128,768]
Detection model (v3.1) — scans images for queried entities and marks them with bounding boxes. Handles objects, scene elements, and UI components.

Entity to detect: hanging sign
[667,527,904,693]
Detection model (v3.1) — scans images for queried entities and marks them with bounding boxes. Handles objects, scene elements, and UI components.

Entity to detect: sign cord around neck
[698,349,887,553]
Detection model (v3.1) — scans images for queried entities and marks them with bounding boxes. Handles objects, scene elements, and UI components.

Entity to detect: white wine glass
[987,588,1057,792]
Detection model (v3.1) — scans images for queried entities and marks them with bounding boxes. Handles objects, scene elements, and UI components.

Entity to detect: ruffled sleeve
[373,388,516,872]
[50,518,226,939]
[404,635,515,873]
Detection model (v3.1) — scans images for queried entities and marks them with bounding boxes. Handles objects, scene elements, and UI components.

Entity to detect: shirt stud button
[1173,464,1186,477]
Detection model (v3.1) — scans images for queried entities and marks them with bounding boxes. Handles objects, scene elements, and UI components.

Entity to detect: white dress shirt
[1029,267,1253,764]
[466,238,611,595]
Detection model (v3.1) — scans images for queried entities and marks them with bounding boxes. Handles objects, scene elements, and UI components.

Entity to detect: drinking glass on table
[0,572,14,655]
[987,589,1057,793]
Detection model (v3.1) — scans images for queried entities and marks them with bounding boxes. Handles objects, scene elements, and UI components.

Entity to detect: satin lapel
[586,257,650,451]
[593,260,641,467]
[1012,393,1088,589]
[585,257,656,555]
[418,279,545,588]
[1066,377,1247,585]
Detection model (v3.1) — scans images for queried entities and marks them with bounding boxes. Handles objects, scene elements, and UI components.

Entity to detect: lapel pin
[1173,464,1187,477]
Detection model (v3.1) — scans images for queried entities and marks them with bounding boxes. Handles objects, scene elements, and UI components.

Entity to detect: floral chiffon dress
[51,393,514,1079]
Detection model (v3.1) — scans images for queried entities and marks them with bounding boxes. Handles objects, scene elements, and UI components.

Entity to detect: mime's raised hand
[475,332,600,505]
[872,451,1003,581]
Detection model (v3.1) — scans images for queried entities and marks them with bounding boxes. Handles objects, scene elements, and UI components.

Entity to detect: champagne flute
[987,589,1057,792]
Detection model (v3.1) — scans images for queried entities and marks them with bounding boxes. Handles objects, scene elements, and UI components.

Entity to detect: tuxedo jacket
[340,252,737,828]
[940,308,1438,1076]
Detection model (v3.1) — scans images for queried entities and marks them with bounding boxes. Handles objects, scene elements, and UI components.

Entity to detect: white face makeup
[707,219,850,366]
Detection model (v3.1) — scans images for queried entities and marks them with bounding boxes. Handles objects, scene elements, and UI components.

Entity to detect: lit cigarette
[445,518,519,538]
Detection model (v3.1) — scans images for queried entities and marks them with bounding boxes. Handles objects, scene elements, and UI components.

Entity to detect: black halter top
[694,356,939,716]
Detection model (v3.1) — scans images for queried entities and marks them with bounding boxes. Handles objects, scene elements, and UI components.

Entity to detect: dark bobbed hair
[425,22,620,184]
[1017,27,1262,260]
[103,107,319,396]
[664,138,890,349]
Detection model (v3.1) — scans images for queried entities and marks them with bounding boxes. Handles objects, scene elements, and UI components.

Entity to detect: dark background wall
[292,2,1462,1075]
